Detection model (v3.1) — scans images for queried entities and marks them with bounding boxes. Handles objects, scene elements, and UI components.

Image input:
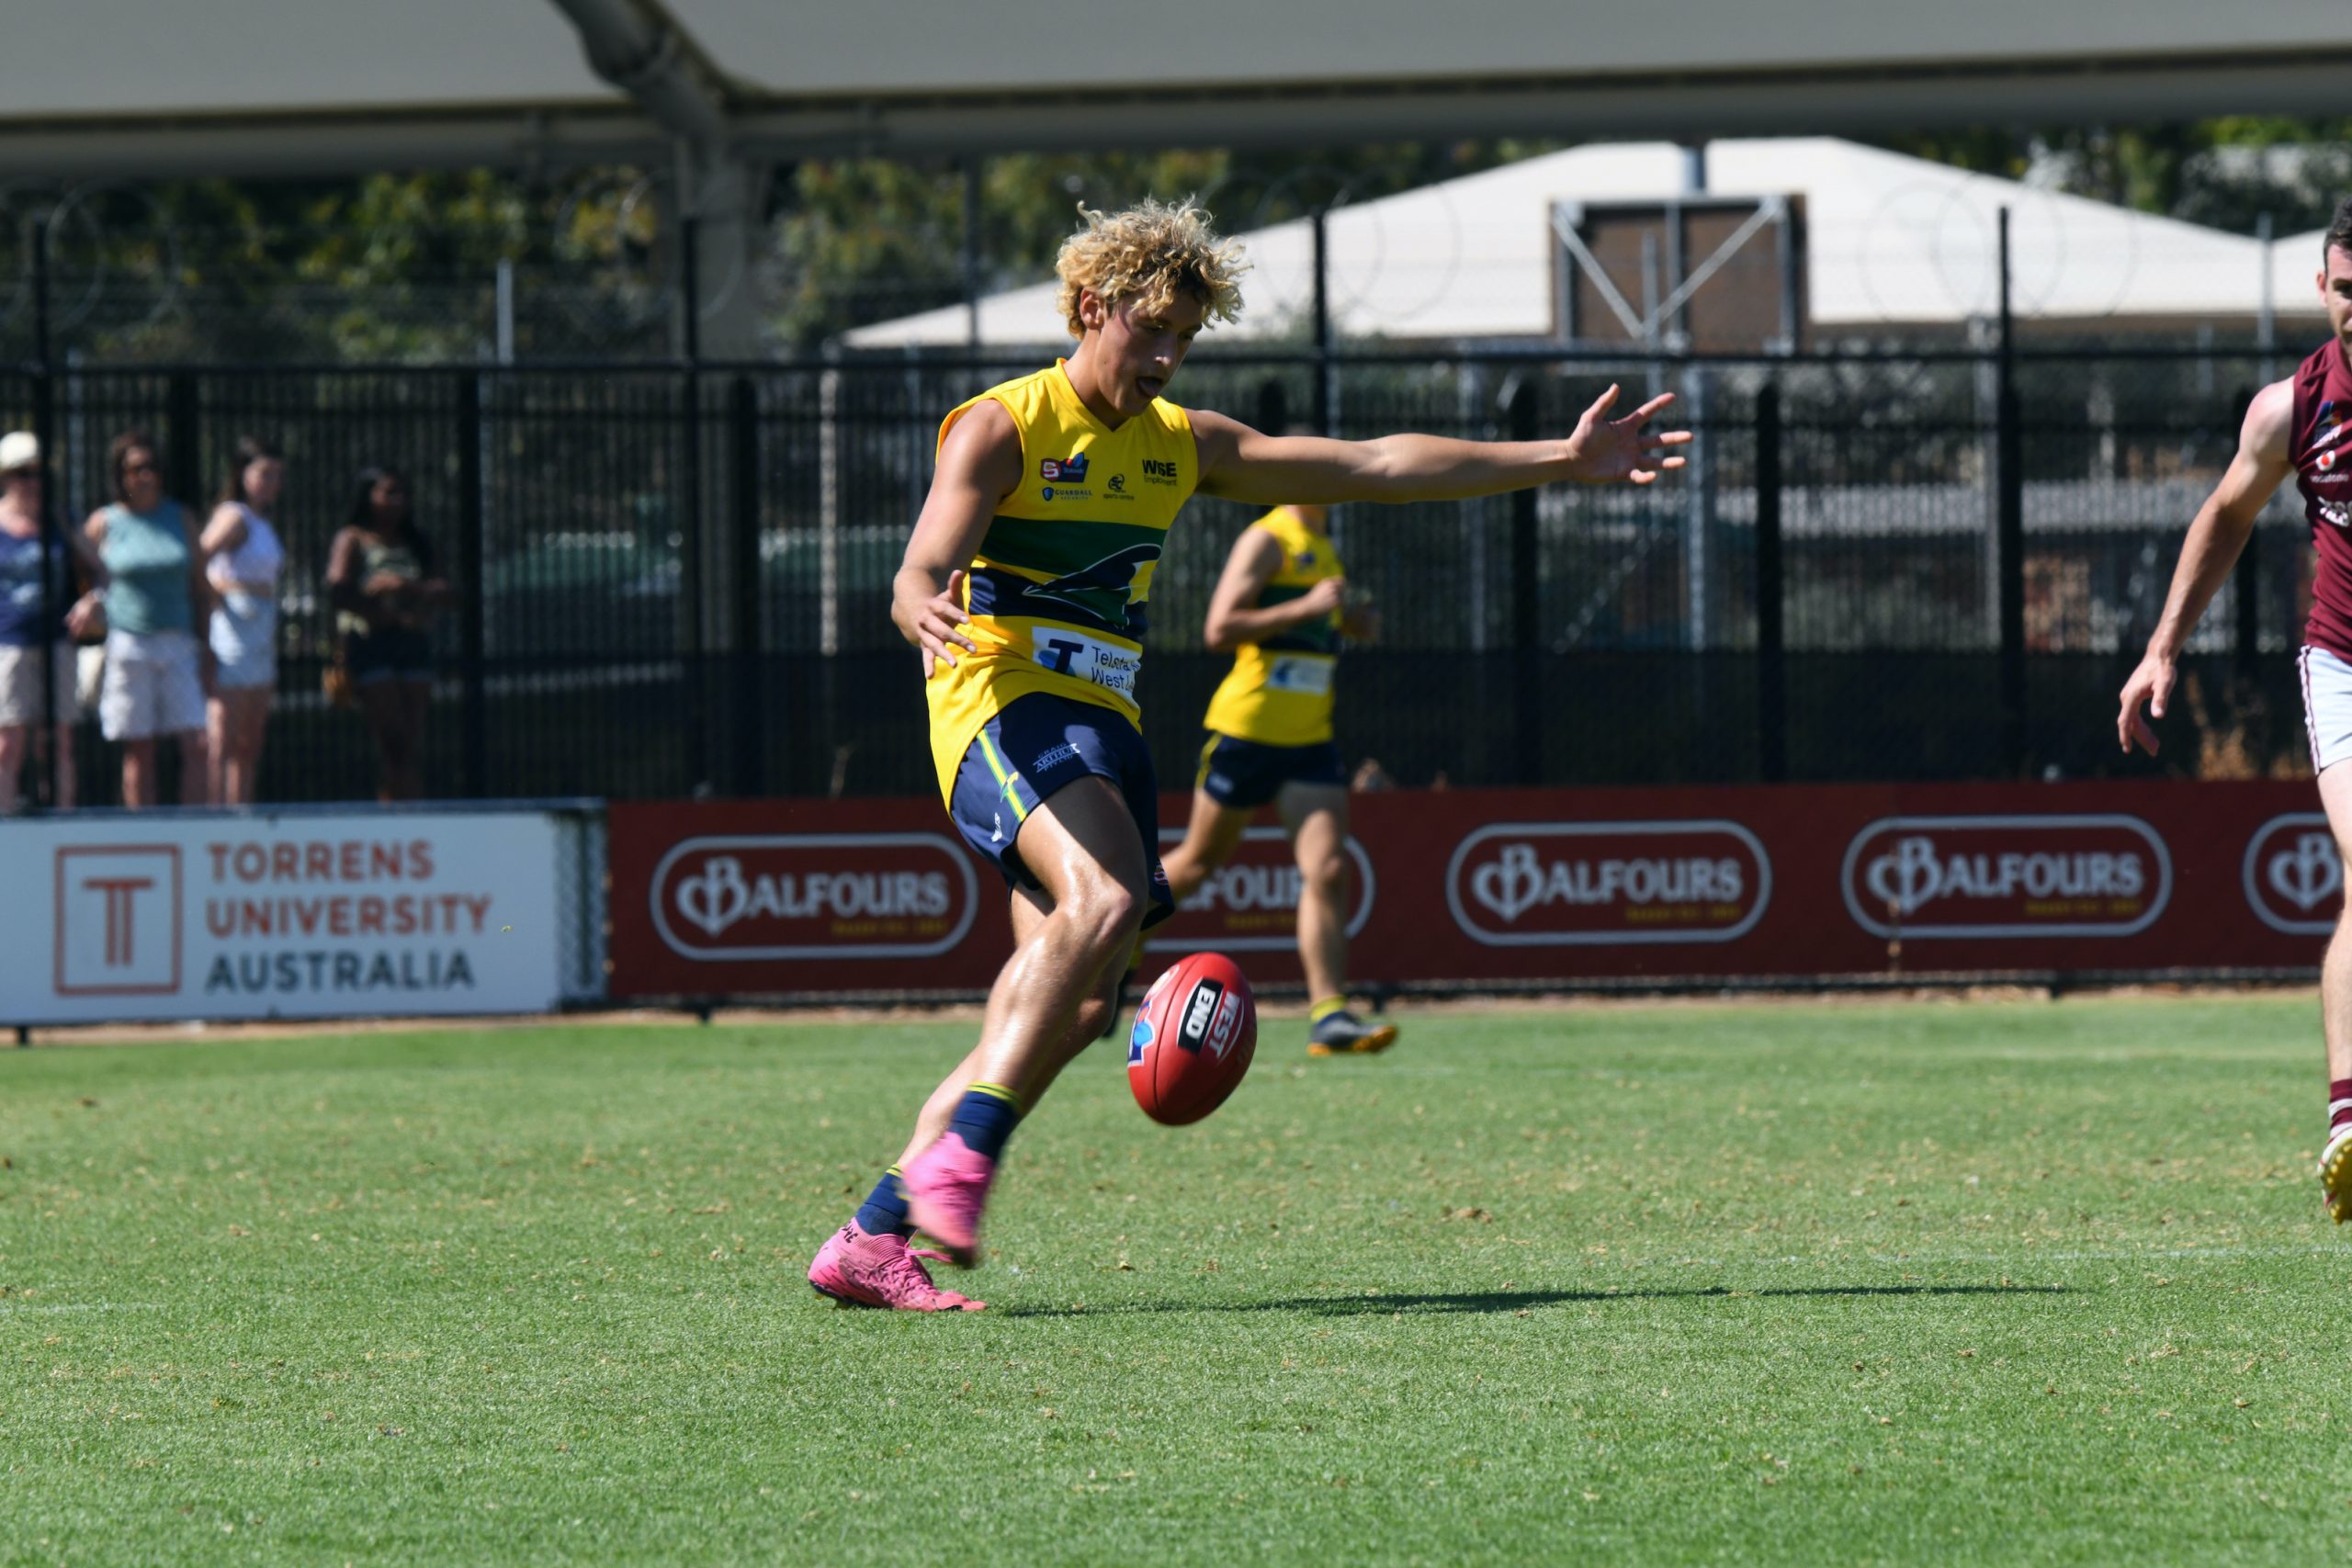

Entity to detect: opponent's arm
[2117,379,2296,756]
[892,400,1023,678]
[1191,385,1688,506]
[1201,526,1343,653]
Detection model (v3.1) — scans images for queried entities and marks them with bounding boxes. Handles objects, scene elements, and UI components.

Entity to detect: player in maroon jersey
[2118,197,2352,1222]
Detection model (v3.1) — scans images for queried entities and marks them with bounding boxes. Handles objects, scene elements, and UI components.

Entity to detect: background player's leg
[1161,788,1253,901]
[1282,783,1396,1056]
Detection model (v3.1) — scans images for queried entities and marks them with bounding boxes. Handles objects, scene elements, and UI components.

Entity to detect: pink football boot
[807,1223,984,1311]
[899,1132,997,1267]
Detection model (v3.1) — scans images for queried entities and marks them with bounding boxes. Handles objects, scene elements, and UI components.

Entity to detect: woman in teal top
[84,429,212,807]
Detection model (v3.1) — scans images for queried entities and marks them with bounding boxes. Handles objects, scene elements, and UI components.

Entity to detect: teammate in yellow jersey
[1159,499,1396,1055]
[808,197,1689,1311]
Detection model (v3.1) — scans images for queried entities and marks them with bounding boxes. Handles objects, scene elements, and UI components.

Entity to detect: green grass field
[4,996,2348,1565]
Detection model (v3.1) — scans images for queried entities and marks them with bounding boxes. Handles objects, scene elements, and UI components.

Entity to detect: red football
[1126,951,1258,1125]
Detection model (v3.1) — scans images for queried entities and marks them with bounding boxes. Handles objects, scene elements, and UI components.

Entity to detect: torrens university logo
[54,845,183,996]
[2243,812,2343,936]
[1840,815,2170,939]
[650,834,978,961]
[1148,827,1374,953]
[1445,820,1770,947]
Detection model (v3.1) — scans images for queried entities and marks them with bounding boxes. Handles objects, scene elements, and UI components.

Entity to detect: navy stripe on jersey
[966,565,1154,641]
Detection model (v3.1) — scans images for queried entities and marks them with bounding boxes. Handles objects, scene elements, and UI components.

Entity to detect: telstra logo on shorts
[1445,820,1770,947]
[1839,815,2170,939]
[650,833,978,960]
[2243,812,2343,936]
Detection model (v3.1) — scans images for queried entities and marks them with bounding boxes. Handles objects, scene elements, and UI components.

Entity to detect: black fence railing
[0,341,2317,807]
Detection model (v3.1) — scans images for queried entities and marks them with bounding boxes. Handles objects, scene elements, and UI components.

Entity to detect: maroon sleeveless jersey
[2295,339,2352,658]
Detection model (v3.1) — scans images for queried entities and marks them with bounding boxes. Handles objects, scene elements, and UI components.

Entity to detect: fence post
[30,208,61,809]
[1508,378,1542,785]
[729,373,763,796]
[165,371,200,506]
[456,374,488,797]
[1312,209,1332,435]
[1996,208,2028,776]
[1755,383,1786,783]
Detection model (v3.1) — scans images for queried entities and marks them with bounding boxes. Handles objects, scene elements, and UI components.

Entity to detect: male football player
[2117,196,2352,1223]
[809,198,1687,1310]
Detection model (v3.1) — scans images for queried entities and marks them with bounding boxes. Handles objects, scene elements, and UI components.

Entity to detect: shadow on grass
[999,1283,2068,1319]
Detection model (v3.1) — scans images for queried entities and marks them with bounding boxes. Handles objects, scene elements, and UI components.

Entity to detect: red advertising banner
[605,781,2343,999]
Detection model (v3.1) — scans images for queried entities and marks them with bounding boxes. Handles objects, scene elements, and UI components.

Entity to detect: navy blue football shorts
[1193,731,1347,810]
[946,692,1175,928]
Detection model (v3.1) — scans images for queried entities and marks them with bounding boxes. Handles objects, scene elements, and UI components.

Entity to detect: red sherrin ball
[1126,951,1258,1125]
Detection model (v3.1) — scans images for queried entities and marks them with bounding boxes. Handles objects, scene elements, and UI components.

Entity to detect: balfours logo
[1148,827,1374,953]
[1445,820,1770,947]
[2243,812,2342,937]
[1840,815,2170,939]
[650,834,978,961]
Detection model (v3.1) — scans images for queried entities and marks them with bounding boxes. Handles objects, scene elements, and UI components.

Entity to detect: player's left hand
[2117,649,2174,756]
[1564,384,1691,485]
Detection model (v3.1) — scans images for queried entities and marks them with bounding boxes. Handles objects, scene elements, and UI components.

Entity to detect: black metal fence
[0,340,2316,807]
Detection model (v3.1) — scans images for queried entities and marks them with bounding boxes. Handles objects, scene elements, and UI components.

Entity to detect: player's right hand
[910,569,978,679]
[2116,650,2174,756]
[1297,577,1348,618]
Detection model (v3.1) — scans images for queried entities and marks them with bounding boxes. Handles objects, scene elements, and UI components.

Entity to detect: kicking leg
[1282,784,1396,1056]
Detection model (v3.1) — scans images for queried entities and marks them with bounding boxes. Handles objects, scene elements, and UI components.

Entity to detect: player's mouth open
[1136,376,1164,399]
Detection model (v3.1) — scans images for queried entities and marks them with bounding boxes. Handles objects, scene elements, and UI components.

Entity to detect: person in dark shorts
[326,464,452,801]
[1159,500,1395,1056]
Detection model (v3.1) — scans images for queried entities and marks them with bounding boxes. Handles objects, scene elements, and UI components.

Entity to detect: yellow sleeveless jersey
[1201,507,1344,746]
[924,361,1199,799]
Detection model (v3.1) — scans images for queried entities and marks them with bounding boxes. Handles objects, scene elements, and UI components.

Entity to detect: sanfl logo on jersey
[1039,454,1089,482]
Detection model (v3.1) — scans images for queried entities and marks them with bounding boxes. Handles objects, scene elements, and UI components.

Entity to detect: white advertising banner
[0,809,569,1024]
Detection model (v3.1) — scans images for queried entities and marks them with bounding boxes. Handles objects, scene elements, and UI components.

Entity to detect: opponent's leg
[1281,784,1396,1056]
[897,777,1147,1264]
[2315,764,2352,1221]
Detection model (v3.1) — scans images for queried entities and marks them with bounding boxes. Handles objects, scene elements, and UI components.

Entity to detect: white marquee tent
[847,138,2335,349]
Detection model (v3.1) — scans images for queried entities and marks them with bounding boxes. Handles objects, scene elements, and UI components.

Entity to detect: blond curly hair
[1054,198,1248,338]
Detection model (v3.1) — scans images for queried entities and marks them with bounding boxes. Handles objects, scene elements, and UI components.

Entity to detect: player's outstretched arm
[2117,379,2295,756]
[1191,384,1690,507]
[893,400,1023,678]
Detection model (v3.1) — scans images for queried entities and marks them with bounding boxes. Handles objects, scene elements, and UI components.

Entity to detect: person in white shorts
[85,429,211,807]
[2118,199,2352,1224]
[0,432,105,810]
[201,435,286,806]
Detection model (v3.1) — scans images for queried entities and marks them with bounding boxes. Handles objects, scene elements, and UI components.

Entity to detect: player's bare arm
[1201,527,1342,652]
[2117,379,2296,756]
[892,399,1023,677]
[1189,384,1690,506]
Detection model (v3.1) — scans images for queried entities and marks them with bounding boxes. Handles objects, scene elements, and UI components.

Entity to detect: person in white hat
[0,432,104,810]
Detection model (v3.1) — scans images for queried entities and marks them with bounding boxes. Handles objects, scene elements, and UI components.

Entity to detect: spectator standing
[201,436,287,806]
[86,430,210,807]
[0,432,103,810]
[327,465,451,801]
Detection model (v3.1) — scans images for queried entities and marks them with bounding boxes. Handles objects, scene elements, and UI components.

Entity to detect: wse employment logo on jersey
[2242,812,2342,937]
[54,844,183,996]
[1148,827,1374,953]
[650,833,978,961]
[1840,815,2170,939]
[1444,820,1770,947]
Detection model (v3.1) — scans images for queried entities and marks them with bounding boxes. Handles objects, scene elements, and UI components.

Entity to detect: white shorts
[209,598,277,691]
[98,629,206,741]
[0,640,77,728]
